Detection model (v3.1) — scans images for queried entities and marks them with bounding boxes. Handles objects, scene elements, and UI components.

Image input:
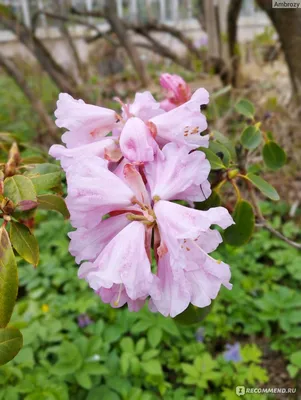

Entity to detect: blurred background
[0,1,301,399]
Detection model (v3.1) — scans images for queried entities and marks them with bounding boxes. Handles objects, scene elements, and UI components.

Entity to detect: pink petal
[49,138,117,171]
[160,99,176,111]
[154,200,212,242]
[195,228,223,254]
[68,214,130,264]
[129,92,164,121]
[123,163,150,205]
[97,285,146,311]
[205,207,234,229]
[66,156,134,228]
[185,268,218,307]
[149,88,209,149]
[119,117,157,162]
[149,254,190,317]
[145,143,210,201]
[55,93,118,148]
[85,222,153,300]
[78,261,97,280]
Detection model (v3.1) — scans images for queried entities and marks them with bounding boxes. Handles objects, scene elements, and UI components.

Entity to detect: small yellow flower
[41,304,49,313]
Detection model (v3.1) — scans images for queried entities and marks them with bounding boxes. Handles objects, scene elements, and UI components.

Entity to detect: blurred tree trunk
[256,0,301,105]
[204,0,220,58]
[0,54,58,146]
[227,0,242,87]
[104,0,149,87]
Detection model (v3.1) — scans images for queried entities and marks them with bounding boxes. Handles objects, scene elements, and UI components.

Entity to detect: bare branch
[133,28,193,71]
[0,54,58,146]
[103,0,149,87]
[256,222,301,250]
[246,175,301,250]
[0,5,85,99]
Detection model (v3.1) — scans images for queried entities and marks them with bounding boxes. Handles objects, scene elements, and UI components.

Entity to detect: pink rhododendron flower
[62,147,233,316]
[50,84,209,165]
[160,73,192,111]
[50,76,233,317]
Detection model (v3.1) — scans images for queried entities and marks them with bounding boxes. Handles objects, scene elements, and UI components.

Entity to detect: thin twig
[246,178,301,250]
[256,222,301,250]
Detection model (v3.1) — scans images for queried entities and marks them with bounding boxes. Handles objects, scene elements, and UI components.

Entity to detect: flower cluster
[49,73,234,317]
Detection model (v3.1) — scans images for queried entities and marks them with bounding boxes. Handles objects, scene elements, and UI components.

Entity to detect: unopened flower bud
[5,142,20,177]
[228,169,239,180]
[1,198,15,215]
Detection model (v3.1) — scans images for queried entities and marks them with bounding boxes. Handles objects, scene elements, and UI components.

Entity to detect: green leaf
[0,227,18,328]
[211,130,236,159]
[175,304,212,325]
[241,344,262,363]
[4,175,37,205]
[0,327,23,366]
[75,370,92,389]
[120,337,134,353]
[240,126,262,150]
[131,320,152,334]
[198,147,226,170]
[37,195,70,219]
[235,99,255,119]
[135,338,146,355]
[21,156,46,164]
[224,200,255,246]
[25,164,61,193]
[209,141,231,167]
[245,173,280,201]
[262,141,286,170]
[147,327,162,348]
[182,363,199,378]
[52,342,83,375]
[141,350,159,363]
[290,350,301,368]
[141,359,163,376]
[10,222,39,267]
[287,364,299,378]
[84,363,108,376]
[87,387,120,400]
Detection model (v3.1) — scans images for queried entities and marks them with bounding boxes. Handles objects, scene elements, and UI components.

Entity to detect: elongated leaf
[241,126,262,150]
[17,200,38,211]
[211,130,236,159]
[141,359,163,376]
[37,194,70,219]
[4,175,37,205]
[262,141,286,170]
[290,351,301,368]
[25,164,61,193]
[22,156,46,164]
[224,200,255,246]
[0,327,23,366]
[198,147,226,170]
[175,304,212,325]
[10,222,39,267]
[209,141,231,167]
[245,173,280,201]
[235,99,255,119]
[0,227,18,328]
